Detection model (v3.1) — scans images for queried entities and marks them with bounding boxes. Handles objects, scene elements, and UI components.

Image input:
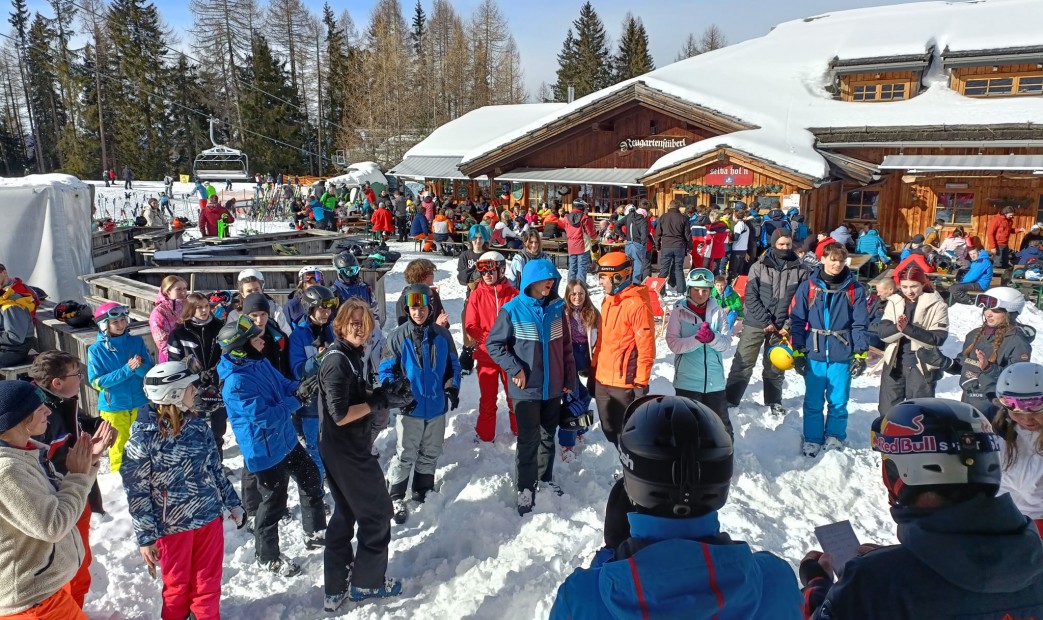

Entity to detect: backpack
[807,280,856,308]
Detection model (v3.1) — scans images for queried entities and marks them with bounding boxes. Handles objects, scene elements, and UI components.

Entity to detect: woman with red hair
[875,264,950,415]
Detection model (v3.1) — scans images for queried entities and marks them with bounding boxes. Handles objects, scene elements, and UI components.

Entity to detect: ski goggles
[404,292,430,308]
[98,305,129,321]
[337,265,360,278]
[476,260,502,273]
[315,297,340,310]
[686,268,715,288]
[973,294,1007,311]
[998,395,1043,413]
[300,270,323,284]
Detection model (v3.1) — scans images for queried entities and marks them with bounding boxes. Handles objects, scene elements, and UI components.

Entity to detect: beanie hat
[241,292,270,316]
[0,381,43,433]
[770,229,792,246]
[911,234,925,243]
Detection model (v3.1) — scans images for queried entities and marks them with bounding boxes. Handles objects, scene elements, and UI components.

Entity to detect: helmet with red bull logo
[871,398,1001,506]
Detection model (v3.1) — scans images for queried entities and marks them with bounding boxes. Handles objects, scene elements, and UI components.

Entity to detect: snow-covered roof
[403,104,567,158]
[460,0,1043,181]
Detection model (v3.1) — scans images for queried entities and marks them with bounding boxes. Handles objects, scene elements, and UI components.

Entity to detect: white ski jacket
[1000,426,1043,520]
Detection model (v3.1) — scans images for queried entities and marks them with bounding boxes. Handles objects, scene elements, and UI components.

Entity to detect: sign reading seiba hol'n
[705,164,753,186]
[619,136,687,152]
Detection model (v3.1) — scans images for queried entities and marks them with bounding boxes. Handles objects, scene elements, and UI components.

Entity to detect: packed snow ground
[80,190,1043,618]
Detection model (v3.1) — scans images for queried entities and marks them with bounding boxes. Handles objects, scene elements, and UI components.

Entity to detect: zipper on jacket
[162,489,168,525]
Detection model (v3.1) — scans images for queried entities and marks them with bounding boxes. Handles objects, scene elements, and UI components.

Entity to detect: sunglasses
[404,292,429,308]
[999,395,1043,413]
[338,266,361,278]
[476,260,501,273]
[100,305,130,320]
[973,294,1007,311]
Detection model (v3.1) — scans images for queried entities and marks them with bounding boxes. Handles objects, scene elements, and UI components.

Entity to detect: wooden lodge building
[392,0,1043,248]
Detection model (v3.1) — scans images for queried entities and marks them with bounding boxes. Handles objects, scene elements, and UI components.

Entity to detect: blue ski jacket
[962,253,994,289]
[410,212,431,236]
[121,407,240,547]
[855,229,890,261]
[790,267,869,363]
[289,318,335,380]
[551,511,802,620]
[486,258,577,401]
[86,332,153,413]
[217,354,301,473]
[378,319,460,420]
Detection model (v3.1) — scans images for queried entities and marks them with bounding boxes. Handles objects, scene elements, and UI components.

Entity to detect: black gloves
[850,355,867,378]
[446,387,460,411]
[915,347,951,370]
[792,353,807,377]
[193,385,222,415]
[367,387,389,414]
[295,375,320,404]
[384,377,415,411]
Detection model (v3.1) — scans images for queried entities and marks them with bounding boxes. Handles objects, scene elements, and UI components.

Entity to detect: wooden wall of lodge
[808,146,1043,248]
[646,165,807,214]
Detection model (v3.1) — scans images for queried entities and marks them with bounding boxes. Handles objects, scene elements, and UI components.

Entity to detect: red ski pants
[475,353,515,442]
[155,517,224,620]
[68,505,92,608]
[0,585,86,620]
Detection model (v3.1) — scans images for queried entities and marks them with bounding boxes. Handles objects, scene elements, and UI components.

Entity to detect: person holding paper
[799,398,1043,619]
[551,395,802,619]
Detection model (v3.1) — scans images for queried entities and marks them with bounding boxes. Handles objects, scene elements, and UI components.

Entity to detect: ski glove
[446,387,460,411]
[193,385,222,415]
[915,347,951,370]
[367,387,389,415]
[850,352,867,378]
[694,322,715,344]
[295,375,320,404]
[792,351,807,377]
[230,506,246,529]
[633,384,648,398]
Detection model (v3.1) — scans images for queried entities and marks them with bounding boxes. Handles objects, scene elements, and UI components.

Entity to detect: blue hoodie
[486,258,577,401]
[551,511,802,620]
[217,354,301,473]
[86,331,153,412]
[963,252,994,289]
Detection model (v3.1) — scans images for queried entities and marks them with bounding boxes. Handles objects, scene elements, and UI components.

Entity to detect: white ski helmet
[478,251,506,264]
[144,361,199,410]
[237,268,265,284]
[975,287,1026,316]
[298,265,325,283]
[997,362,1043,399]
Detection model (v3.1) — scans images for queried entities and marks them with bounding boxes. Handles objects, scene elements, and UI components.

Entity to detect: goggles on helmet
[998,395,1043,414]
[687,268,714,288]
[337,265,361,278]
[301,270,323,284]
[404,292,429,308]
[476,260,502,273]
[100,305,130,321]
[316,297,340,310]
[973,293,1007,311]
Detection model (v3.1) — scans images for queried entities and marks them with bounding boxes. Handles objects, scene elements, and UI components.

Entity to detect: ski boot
[349,577,403,602]
[392,499,409,525]
[517,489,534,516]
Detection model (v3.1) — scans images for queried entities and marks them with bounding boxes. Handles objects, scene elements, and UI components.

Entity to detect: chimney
[567,84,575,103]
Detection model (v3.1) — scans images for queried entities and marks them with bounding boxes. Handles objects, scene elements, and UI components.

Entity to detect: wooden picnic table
[848,254,872,271]
[1011,278,1043,308]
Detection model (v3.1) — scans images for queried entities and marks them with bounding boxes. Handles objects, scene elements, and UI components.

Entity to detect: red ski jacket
[198,205,234,237]
[371,207,394,232]
[465,279,518,355]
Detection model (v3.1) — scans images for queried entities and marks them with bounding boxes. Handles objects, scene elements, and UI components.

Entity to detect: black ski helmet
[871,398,1001,506]
[301,285,339,312]
[618,395,733,518]
[402,283,433,309]
[218,315,262,354]
[333,251,360,281]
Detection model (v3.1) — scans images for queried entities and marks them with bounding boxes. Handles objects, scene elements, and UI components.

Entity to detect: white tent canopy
[0,174,92,301]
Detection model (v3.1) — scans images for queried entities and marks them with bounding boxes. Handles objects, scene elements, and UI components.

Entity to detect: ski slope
[77,223,1043,619]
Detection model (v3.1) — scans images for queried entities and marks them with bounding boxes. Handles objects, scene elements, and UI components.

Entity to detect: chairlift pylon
[193,117,251,181]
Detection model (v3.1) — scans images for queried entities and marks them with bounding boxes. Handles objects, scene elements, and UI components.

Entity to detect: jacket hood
[566,212,584,226]
[811,266,855,288]
[217,353,258,380]
[894,493,1043,593]
[519,258,561,301]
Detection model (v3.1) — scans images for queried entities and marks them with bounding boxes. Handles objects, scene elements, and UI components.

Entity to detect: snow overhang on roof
[810,124,1043,147]
[829,50,933,75]
[941,45,1043,69]
[494,168,648,187]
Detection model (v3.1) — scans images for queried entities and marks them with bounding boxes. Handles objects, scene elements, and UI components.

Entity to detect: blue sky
[31,0,929,96]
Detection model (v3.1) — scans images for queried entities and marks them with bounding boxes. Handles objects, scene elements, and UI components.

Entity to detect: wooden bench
[1011,278,1043,308]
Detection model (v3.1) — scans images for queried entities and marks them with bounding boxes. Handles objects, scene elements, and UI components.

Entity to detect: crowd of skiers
[4,190,1043,618]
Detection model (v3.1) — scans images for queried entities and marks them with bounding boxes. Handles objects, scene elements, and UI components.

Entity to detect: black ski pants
[321,423,392,592]
[595,383,639,447]
[879,362,938,417]
[725,325,784,408]
[675,389,732,438]
[254,443,327,563]
[515,399,561,493]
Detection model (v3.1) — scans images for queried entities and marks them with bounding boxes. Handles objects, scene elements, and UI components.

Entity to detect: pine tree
[426,0,468,123]
[25,13,62,171]
[239,34,310,174]
[699,24,727,52]
[468,0,508,108]
[358,0,411,165]
[166,53,215,175]
[323,3,351,167]
[106,0,171,178]
[675,32,700,62]
[189,0,259,143]
[410,0,426,58]
[552,28,577,102]
[10,0,41,169]
[612,13,653,83]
